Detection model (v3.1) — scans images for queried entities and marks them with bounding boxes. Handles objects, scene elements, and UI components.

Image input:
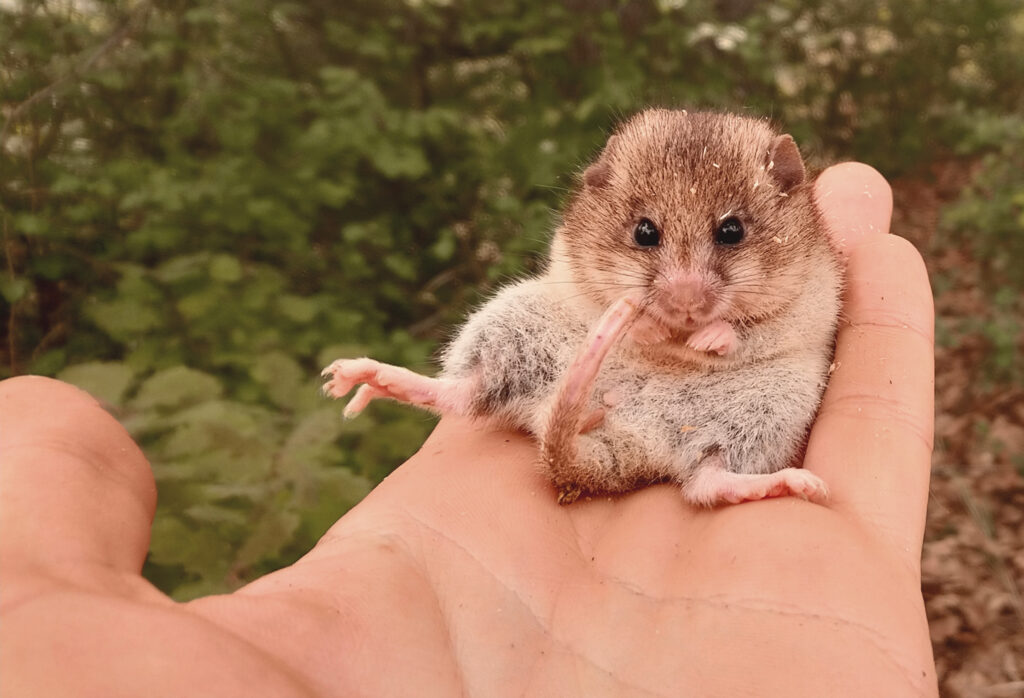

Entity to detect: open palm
[1,164,937,697]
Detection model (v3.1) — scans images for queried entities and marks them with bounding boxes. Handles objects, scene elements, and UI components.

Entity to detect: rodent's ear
[583,135,618,189]
[768,134,805,192]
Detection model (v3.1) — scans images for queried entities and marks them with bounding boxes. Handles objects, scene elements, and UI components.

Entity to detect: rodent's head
[555,109,832,332]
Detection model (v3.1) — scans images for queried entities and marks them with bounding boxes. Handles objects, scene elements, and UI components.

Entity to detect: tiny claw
[321,360,354,398]
[557,485,583,506]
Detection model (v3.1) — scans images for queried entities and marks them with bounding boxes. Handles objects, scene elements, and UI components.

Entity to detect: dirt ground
[890,172,1024,697]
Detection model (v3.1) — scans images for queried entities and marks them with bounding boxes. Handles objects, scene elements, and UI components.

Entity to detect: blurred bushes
[2,0,1022,597]
[942,114,1024,385]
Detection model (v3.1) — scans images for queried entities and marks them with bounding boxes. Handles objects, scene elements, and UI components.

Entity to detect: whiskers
[554,281,650,307]
[537,268,655,311]
[723,260,793,306]
[725,283,791,305]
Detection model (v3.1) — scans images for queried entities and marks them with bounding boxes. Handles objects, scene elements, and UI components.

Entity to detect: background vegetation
[3,1,1023,691]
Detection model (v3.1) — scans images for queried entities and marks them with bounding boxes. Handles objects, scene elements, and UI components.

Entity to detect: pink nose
[664,271,710,314]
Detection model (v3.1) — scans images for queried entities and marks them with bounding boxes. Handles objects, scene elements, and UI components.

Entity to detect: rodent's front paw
[685,320,737,356]
[629,315,671,346]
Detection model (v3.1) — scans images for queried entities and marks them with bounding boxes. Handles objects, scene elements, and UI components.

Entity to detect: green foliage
[943,116,1024,291]
[941,115,1024,384]
[2,0,1022,597]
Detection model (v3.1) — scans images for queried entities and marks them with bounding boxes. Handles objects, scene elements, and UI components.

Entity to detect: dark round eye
[633,218,661,247]
[714,216,745,245]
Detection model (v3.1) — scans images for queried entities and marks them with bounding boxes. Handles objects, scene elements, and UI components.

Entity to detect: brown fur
[531,110,843,498]
[329,109,844,505]
[557,110,837,350]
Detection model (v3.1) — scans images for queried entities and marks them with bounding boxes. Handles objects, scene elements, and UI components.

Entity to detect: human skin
[0,163,937,697]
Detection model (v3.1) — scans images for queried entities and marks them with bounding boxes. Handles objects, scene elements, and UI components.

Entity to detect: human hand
[0,163,936,697]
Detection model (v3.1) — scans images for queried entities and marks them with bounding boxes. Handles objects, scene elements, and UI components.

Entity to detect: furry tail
[540,296,638,503]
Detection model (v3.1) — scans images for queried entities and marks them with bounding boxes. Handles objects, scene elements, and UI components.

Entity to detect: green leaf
[384,253,416,280]
[233,508,301,568]
[14,213,47,236]
[148,513,234,592]
[132,367,223,411]
[0,275,28,303]
[57,361,136,406]
[284,407,347,452]
[371,142,429,179]
[276,294,319,323]
[154,254,209,283]
[251,351,305,409]
[28,349,68,376]
[315,180,354,206]
[86,297,162,340]
[294,467,372,539]
[430,232,456,261]
[176,290,221,321]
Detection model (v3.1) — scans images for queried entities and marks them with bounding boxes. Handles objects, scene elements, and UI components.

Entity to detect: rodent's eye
[633,218,661,247]
[714,217,745,245]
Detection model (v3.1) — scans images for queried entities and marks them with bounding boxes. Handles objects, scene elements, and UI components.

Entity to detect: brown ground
[891,170,1024,697]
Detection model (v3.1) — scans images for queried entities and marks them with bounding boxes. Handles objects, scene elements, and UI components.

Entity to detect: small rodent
[323,109,842,506]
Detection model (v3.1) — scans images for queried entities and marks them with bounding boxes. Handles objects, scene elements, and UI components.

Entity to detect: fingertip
[0,375,156,498]
[0,375,157,572]
[815,162,894,254]
[0,374,101,409]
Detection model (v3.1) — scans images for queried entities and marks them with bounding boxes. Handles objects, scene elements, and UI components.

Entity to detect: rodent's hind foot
[321,358,475,417]
[543,431,638,505]
[683,463,829,508]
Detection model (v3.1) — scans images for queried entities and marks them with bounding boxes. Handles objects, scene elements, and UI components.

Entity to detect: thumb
[0,376,156,576]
